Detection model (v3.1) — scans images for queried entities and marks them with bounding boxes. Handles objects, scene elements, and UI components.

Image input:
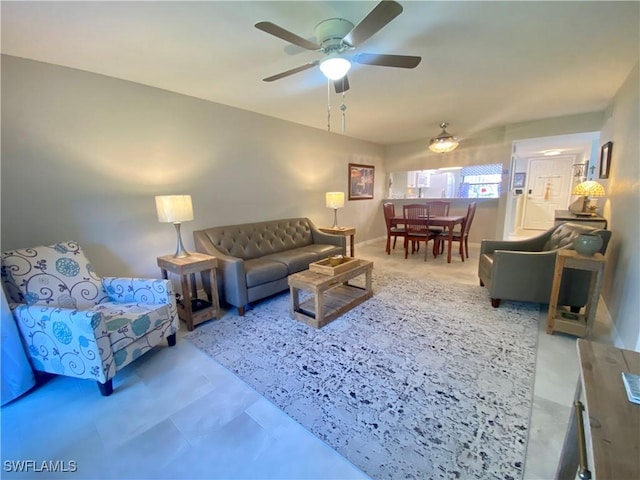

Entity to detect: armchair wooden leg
[491,298,501,308]
[238,306,246,316]
[480,279,484,287]
[167,333,177,347]
[97,379,113,397]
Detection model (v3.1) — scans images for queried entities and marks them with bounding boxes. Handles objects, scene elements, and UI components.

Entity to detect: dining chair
[383,202,405,254]
[425,200,450,235]
[402,204,438,261]
[425,200,450,216]
[436,201,477,261]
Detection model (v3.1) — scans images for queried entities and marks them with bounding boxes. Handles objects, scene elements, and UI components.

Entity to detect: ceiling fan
[255,0,421,93]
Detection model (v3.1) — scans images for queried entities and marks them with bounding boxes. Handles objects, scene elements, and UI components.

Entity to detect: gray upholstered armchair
[478,222,611,308]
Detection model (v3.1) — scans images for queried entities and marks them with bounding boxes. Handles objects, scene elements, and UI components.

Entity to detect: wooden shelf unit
[547,249,604,337]
[157,252,221,331]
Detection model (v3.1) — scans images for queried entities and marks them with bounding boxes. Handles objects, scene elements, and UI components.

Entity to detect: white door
[522,156,575,230]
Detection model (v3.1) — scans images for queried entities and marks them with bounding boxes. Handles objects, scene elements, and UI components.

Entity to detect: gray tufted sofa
[194,218,346,315]
[478,222,611,308]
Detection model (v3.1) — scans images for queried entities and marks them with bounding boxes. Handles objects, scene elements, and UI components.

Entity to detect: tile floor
[1,238,613,479]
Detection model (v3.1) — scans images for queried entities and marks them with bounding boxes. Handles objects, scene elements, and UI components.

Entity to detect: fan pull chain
[341,91,347,133]
[327,79,331,132]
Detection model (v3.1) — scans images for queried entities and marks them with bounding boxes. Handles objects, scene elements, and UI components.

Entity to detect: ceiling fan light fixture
[429,122,459,153]
[319,56,351,80]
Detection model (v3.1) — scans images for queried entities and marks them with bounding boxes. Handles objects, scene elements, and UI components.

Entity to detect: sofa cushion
[264,249,318,274]
[543,225,578,251]
[543,222,604,251]
[297,244,344,258]
[244,258,289,288]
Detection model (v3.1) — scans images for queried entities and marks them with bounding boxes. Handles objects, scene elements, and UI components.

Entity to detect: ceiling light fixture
[428,122,459,153]
[319,55,351,80]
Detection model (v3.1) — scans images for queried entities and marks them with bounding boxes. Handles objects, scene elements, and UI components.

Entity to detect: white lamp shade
[155,195,194,223]
[325,192,345,209]
[319,57,351,80]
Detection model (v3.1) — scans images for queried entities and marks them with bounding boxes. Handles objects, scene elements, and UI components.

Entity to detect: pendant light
[429,122,459,153]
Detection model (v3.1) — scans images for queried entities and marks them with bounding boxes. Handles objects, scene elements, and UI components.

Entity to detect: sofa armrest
[308,221,347,252]
[193,236,248,308]
[480,231,551,255]
[101,277,179,331]
[11,305,115,383]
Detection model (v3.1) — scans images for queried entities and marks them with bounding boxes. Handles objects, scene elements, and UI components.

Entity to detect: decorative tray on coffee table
[309,257,360,275]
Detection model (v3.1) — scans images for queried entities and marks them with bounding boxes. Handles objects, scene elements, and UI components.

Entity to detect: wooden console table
[554,210,608,229]
[319,226,356,257]
[288,259,373,329]
[555,339,640,479]
[157,252,221,331]
[547,249,605,337]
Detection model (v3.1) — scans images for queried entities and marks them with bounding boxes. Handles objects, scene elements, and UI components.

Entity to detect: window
[459,164,502,198]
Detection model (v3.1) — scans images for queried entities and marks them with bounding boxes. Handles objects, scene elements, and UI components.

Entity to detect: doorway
[504,132,600,240]
[522,155,575,230]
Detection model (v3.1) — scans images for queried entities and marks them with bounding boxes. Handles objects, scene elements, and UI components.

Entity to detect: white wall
[599,62,640,351]
[2,55,638,350]
[1,55,386,278]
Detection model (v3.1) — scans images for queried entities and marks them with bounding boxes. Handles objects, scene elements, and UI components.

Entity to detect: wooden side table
[555,340,640,480]
[157,252,221,331]
[546,249,605,337]
[319,226,356,257]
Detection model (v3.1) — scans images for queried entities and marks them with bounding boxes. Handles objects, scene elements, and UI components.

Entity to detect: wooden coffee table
[288,259,373,328]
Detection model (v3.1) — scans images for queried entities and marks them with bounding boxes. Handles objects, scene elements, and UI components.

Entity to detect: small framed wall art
[348,163,375,200]
[513,172,526,189]
[599,141,612,179]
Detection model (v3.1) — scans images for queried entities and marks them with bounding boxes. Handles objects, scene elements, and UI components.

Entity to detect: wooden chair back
[403,203,431,235]
[461,202,477,236]
[425,201,450,216]
[383,202,396,229]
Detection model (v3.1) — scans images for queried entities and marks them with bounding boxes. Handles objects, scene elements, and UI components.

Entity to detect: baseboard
[356,235,387,248]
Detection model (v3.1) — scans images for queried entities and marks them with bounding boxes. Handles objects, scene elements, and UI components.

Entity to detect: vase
[573,233,603,256]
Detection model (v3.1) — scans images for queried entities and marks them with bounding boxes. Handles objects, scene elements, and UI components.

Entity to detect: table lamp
[325,192,345,228]
[569,180,605,214]
[155,195,194,258]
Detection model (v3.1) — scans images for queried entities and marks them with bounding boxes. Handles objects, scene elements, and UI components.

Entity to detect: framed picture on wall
[513,172,526,188]
[599,141,612,179]
[348,163,375,200]
[571,163,587,180]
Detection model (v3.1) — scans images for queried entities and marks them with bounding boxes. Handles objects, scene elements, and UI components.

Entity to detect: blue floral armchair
[1,241,179,396]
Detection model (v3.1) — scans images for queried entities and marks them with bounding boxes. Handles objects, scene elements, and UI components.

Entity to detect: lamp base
[173,223,191,258]
[568,196,588,215]
[331,209,339,228]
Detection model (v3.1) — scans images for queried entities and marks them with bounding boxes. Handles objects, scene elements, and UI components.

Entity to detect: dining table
[391,214,465,263]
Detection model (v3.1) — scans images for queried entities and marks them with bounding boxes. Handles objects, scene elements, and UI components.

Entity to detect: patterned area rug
[186,270,539,480]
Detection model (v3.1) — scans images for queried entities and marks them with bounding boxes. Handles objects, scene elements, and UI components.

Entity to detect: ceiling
[1,1,639,147]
